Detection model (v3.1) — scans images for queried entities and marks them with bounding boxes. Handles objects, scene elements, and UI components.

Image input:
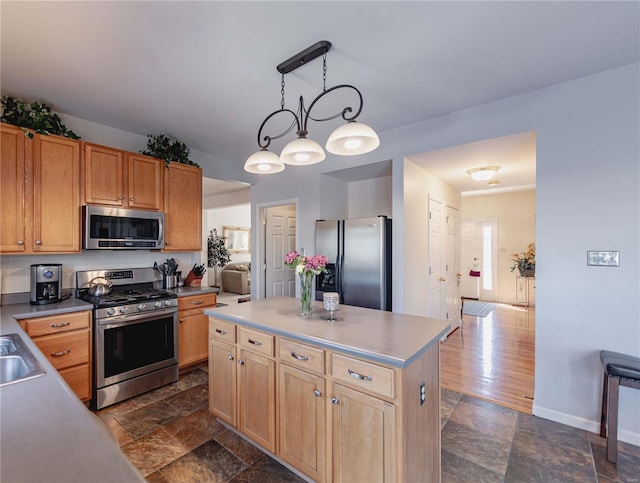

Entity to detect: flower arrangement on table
[510,242,535,276]
[284,251,328,317]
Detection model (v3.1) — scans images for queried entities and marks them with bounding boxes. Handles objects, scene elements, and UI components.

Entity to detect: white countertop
[0,300,143,482]
[205,297,450,368]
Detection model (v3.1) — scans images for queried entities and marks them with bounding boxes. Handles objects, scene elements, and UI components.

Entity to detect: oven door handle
[97,308,177,327]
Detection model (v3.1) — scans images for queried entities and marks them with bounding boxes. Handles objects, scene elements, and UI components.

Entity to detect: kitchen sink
[0,334,46,387]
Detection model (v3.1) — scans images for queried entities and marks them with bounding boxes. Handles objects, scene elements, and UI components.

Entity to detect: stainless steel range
[76,267,179,410]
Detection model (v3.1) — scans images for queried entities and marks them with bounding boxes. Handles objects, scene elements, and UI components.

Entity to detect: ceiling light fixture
[467,166,500,181]
[244,40,380,174]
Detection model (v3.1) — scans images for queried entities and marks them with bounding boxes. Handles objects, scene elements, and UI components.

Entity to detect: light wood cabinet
[163,162,202,251]
[0,123,81,254]
[178,292,217,368]
[279,364,326,481]
[20,311,92,401]
[83,143,163,210]
[209,318,277,454]
[331,382,395,482]
[208,314,442,482]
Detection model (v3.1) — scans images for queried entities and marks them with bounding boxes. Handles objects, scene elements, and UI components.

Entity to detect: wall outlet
[420,382,426,405]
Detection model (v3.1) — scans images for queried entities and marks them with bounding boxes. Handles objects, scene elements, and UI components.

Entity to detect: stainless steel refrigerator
[315,216,392,311]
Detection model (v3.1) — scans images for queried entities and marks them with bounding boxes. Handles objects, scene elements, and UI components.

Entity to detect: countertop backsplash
[0,251,205,297]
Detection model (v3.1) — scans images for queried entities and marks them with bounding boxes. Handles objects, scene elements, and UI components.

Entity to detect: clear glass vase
[299,272,313,318]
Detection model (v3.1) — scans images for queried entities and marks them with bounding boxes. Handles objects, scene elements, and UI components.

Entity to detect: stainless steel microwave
[83,206,165,250]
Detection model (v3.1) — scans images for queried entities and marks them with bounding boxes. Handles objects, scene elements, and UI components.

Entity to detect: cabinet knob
[17,240,24,245]
[227,354,234,361]
[35,240,42,245]
[179,318,184,323]
[238,359,245,365]
[331,397,339,405]
[118,195,124,200]
[314,389,322,397]
[130,198,135,202]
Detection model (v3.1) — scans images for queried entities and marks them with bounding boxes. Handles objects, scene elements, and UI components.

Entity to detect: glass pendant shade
[326,121,380,155]
[244,149,285,174]
[280,136,326,165]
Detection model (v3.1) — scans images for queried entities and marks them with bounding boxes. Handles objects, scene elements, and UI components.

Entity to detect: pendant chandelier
[244,40,380,174]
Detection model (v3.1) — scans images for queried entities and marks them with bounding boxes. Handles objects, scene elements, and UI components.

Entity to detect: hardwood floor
[440,302,535,414]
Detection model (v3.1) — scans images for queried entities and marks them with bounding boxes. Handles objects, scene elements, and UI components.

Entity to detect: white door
[426,197,444,319]
[445,205,461,331]
[264,207,296,298]
[460,220,480,299]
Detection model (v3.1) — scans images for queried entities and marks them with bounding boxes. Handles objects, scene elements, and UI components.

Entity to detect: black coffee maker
[30,264,62,305]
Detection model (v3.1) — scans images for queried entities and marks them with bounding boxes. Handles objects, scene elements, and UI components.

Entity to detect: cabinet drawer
[59,363,91,401]
[239,327,274,357]
[209,318,236,343]
[22,311,91,337]
[279,338,325,374]
[331,353,395,399]
[33,329,90,370]
[178,293,217,311]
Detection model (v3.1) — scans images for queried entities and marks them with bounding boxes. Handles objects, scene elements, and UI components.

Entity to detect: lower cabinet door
[238,349,276,453]
[59,363,91,401]
[179,310,209,367]
[331,383,396,482]
[278,364,325,481]
[209,339,236,426]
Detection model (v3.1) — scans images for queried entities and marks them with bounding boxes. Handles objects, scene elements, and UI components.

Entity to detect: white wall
[461,189,536,303]
[348,176,392,219]
[249,63,640,445]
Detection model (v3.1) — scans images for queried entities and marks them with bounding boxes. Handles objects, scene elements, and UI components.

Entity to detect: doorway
[260,203,297,298]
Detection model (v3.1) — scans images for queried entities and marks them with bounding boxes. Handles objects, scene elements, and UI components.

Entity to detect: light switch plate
[587,250,619,267]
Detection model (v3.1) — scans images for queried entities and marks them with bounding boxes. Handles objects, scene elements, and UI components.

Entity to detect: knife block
[184,271,202,287]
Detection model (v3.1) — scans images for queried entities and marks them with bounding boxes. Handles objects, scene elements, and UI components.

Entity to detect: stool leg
[606,376,620,464]
[600,371,609,438]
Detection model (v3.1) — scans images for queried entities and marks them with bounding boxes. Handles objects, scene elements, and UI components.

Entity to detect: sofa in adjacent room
[221,262,251,295]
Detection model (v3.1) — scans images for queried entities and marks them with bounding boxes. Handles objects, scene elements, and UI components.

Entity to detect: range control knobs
[119,306,128,314]
[107,307,116,316]
[137,303,146,311]
[154,301,162,308]
[164,299,173,307]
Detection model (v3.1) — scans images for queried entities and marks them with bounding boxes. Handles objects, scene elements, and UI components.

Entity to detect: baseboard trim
[532,403,640,446]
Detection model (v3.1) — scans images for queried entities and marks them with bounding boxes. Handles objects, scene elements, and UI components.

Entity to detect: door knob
[439,277,446,282]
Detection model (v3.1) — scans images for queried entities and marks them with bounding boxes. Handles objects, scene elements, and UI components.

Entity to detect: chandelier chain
[280,73,286,110]
[322,52,327,92]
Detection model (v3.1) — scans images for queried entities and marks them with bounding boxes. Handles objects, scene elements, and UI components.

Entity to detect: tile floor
[97,365,640,482]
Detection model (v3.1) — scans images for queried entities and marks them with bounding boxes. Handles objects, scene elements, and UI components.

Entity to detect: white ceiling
[2,1,638,195]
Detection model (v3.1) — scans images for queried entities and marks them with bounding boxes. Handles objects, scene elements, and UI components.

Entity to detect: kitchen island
[205,296,450,482]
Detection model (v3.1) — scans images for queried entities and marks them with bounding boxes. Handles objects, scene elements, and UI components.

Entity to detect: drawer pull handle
[50,322,70,328]
[247,338,262,346]
[192,300,204,305]
[291,351,309,361]
[348,369,373,382]
[51,349,71,357]
[215,328,227,335]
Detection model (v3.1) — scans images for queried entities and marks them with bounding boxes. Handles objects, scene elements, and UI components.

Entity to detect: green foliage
[207,229,231,268]
[1,95,80,139]
[142,134,198,167]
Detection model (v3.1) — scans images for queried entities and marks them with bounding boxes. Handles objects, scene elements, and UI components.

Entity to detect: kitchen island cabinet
[206,297,449,482]
[163,161,202,251]
[0,123,81,254]
[82,143,164,210]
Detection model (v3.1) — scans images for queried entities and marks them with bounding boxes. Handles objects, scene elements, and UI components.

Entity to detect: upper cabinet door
[83,143,125,206]
[126,153,163,211]
[0,124,26,253]
[164,162,202,251]
[32,134,81,253]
